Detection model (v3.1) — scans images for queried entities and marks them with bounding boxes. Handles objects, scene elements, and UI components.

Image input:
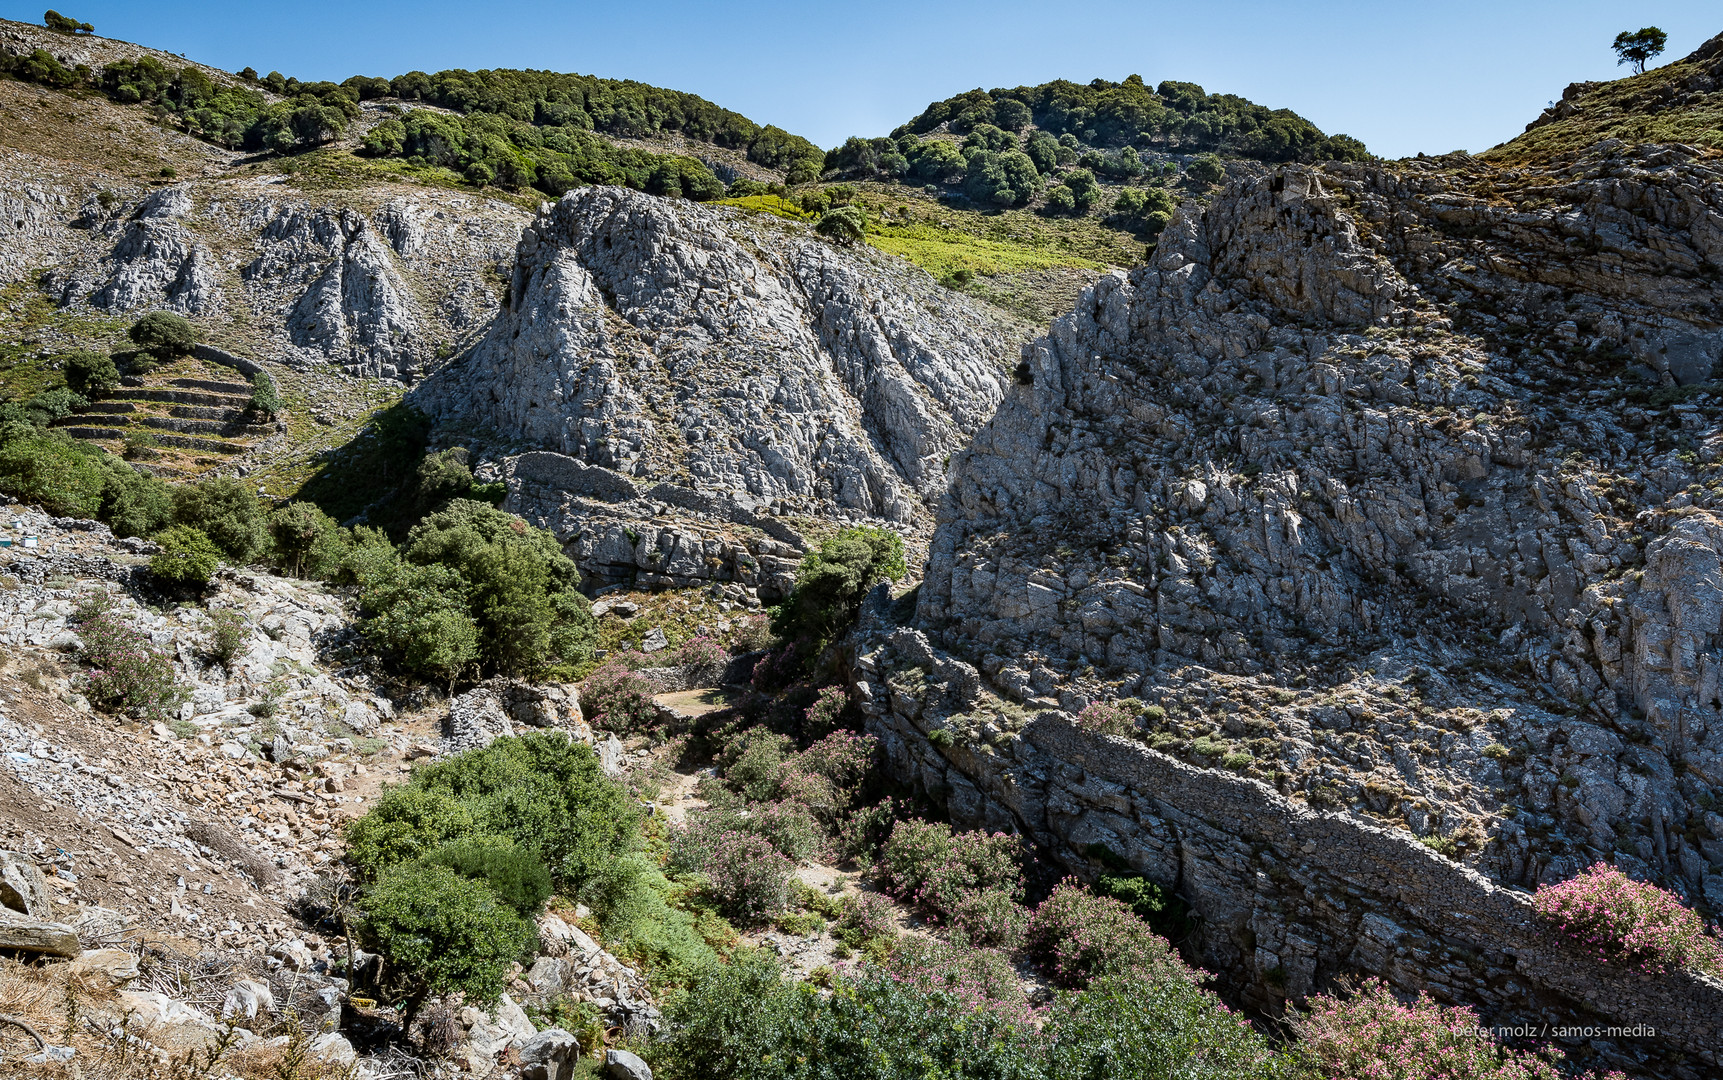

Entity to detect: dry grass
[0,950,351,1080]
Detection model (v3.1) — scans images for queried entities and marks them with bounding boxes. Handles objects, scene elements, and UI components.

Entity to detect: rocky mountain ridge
[415,186,1023,531]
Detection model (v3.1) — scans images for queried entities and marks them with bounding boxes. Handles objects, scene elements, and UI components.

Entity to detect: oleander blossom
[1531,862,1721,974]
[1293,978,1629,1080]
[73,597,182,722]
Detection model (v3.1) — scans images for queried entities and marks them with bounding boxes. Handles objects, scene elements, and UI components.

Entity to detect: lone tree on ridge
[1612,27,1668,74]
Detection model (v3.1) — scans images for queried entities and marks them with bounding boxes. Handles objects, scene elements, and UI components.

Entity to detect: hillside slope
[1492,31,1723,163]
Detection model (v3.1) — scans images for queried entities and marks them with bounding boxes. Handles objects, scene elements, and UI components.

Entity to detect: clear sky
[5,1,1718,159]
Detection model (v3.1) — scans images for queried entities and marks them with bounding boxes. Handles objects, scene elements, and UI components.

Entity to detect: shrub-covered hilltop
[823,76,1368,220]
[0,15,824,199]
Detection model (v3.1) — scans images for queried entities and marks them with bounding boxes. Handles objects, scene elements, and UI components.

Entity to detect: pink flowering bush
[777,729,879,825]
[73,597,183,722]
[580,661,657,733]
[1025,877,1198,989]
[802,684,850,737]
[1532,862,1721,974]
[670,801,820,868]
[835,890,897,948]
[676,634,728,685]
[950,886,1029,950]
[1076,700,1136,737]
[882,937,1033,1022]
[689,828,792,923]
[877,819,1024,924]
[1292,978,1627,1080]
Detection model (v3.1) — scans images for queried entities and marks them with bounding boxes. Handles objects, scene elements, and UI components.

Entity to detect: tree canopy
[1612,27,1668,74]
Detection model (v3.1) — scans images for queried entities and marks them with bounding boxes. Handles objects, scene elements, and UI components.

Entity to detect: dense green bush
[771,525,905,648]
[128,312,197,359]
[1186,152,1227,185]
[1044,971,1285,1078]
[422,835,553,918]
[345,731,639,895]
[656,947,1282,1080]
[401,499,597,675]
[149,524,222,589]
[63,350,119,395]
[354,558,480,685]
[814,205,866,245]
[43,10,95,34]
[267,500,347,579]
[0,425,108,517]
[171,476,267,563]
[359,862,536,1016]
[247,370,282,418]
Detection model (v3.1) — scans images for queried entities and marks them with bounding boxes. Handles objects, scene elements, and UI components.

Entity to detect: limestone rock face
[85,186,223,315]
[921,154,1723,898]
[415,187,1019,528]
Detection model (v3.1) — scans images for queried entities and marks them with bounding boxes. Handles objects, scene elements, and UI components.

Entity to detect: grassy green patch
[715,194,810,221]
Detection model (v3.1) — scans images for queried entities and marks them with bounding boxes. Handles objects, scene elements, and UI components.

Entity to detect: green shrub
[815,205,866,245]
[355,559,480,685]
[423,835,553,918]
[1186,153,1226,185]
[402,499,596,675]
[202,607,248,669]
[267,500,348,579]
[0,427,107,517]
[23,386,88,425]
[359,861,535,1016]
[656,953,1036,1080]
[44,10,95,35]
[771,525,905,647]
[1045,971,1284,1078]
[149,525,221,589]
[1094,872,1196,942]
[99,459,172,537]
[63,350,119,395]
[346,731,640,897]
[171,477,267,563]
[247,370,283,418]
[128,311,197,359]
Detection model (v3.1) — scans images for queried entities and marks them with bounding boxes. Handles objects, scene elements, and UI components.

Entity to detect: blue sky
[5,1,1718,158]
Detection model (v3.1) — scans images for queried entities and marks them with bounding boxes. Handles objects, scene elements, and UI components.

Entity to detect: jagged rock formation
[416,186,1021,528]
[873,148,1723,1067]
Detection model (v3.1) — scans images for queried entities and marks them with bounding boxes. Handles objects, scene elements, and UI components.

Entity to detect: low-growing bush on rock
[1532,861,1721,974]
[72,596,182,722]
[149,524,222,590]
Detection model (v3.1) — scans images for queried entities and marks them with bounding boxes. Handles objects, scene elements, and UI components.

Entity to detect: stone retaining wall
[854,617,1723,1072]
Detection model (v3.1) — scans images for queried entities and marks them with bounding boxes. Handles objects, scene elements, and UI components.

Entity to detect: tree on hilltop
[43,10,93,34]
[1612,27,1667,74]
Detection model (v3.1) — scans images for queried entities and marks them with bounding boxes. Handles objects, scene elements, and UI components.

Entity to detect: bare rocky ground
[0,506,688,1078]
